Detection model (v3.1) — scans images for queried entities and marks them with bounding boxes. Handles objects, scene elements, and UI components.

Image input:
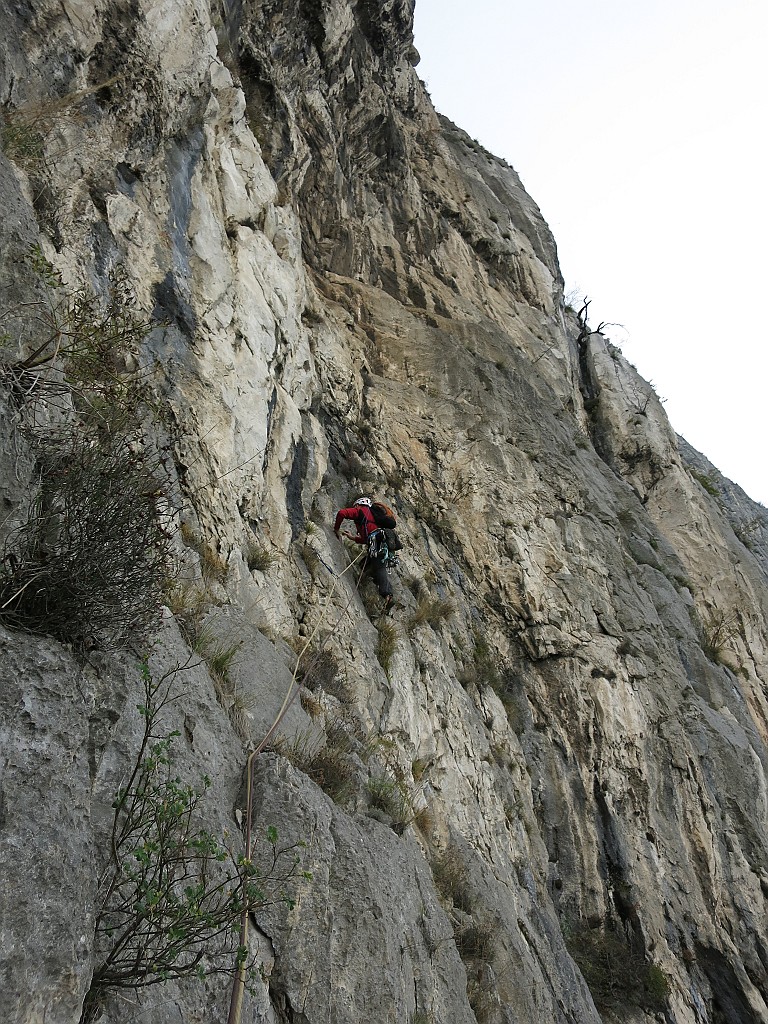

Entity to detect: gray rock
[0,2,767,1023]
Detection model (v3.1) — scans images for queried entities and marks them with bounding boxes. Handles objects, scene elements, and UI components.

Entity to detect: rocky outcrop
[1,2,767,1023]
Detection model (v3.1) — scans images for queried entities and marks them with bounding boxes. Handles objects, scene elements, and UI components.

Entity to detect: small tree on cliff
[81,660,305,1023]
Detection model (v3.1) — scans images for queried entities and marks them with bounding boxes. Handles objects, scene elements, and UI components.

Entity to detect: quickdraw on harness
[367,526,402,569]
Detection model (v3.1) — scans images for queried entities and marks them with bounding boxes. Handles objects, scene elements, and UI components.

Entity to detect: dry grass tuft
[245,537,275,572]
[273,723,357,805]
[407,595,454,632]
[376,620,399,674]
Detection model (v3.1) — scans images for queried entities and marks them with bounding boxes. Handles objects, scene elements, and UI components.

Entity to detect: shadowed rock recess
[1,2,767,1023]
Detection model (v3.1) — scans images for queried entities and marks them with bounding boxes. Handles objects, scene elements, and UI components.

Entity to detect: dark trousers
[364,557,393,598]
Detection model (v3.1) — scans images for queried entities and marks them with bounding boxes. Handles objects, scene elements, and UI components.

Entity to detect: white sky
[413,0,768,505]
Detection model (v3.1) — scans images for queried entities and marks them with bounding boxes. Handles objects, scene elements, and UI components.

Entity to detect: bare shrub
[298,645,347,699]
[456,922,496,963]
[1,79,118,167]
[698,608,741,663]
[1,251,155,424]
[431,848,472,912]
[0,429,173,647]
[0,251,173,649]
[563,921,669,1012]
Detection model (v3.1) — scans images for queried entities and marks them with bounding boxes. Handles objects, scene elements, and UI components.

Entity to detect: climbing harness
[366,527,402,568]
[367,527,387,562]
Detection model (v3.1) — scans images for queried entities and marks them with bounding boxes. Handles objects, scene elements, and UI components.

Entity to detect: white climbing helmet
[354,497,372,507]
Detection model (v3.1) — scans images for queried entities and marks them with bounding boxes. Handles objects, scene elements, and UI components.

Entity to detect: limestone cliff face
[1,3,767,1024]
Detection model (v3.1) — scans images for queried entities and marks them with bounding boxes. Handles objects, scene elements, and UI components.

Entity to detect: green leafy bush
[690,468,720,497]
[84,662,304,1020]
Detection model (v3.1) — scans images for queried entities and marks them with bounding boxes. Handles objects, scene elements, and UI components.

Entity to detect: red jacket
[334,505,377,544]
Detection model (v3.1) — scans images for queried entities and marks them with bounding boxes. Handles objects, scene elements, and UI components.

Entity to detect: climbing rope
[226,544,365,1024]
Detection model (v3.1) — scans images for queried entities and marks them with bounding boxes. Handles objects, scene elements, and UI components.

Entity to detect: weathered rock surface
[1,2,767,1023]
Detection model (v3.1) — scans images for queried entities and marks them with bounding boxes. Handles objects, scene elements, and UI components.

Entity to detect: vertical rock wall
[1,2,767,1023]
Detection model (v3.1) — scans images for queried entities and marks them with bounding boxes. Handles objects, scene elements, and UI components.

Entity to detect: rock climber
[333,496,395,611]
